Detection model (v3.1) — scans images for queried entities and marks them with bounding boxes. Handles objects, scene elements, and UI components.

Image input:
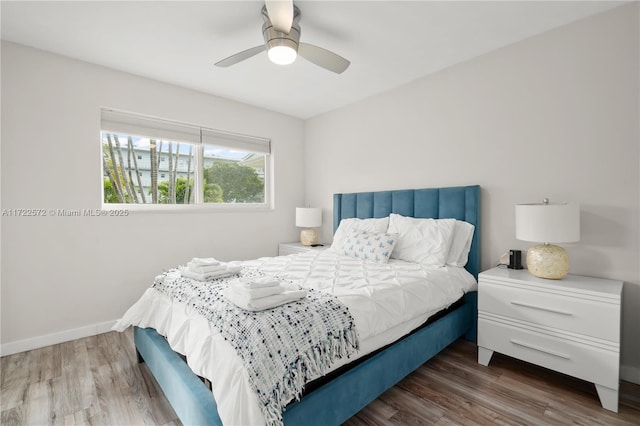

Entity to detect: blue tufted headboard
[333,185,481,279]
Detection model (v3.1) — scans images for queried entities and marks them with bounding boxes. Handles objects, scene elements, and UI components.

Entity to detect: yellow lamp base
[300,228,318,246]
[526,244,569,280]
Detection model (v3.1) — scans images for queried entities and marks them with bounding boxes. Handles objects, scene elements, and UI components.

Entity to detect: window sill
[101,203,274,214]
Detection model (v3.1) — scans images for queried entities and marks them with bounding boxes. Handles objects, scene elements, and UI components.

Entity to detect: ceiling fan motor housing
[263,21,301,53]
[262,3,301,55]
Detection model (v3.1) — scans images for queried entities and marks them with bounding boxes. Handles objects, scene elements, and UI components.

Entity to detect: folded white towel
[232,276,281,290]
[187,262,227,274]
[180,265,241,282]
[224,288,308,312]
[228,284,285,300]
[190,257,221,267]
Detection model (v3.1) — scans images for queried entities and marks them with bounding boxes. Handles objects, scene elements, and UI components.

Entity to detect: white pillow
[340,230,398,264]
[332,217,389,249]
[387,214,455,266]
[446,220,475,267]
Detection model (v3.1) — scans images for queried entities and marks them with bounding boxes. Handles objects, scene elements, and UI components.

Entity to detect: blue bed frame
[134,185,481,425]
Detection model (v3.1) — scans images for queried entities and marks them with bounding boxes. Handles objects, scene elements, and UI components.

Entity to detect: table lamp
[296,207,322,246]
[515,199,580,279]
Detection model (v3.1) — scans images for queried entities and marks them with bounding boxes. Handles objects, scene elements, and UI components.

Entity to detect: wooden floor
[2,330,639,425]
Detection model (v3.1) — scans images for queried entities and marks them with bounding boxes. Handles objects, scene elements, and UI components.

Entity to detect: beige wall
[305,4,639,381]
[0,42,305,352]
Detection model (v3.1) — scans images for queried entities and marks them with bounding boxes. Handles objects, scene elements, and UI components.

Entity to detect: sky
[101,133,248,160]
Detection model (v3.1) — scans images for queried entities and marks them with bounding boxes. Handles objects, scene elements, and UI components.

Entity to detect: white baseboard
[0,320,117,357]
[621,364,640,385]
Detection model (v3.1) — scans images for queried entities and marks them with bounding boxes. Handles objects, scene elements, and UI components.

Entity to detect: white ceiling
[0,1,626,119]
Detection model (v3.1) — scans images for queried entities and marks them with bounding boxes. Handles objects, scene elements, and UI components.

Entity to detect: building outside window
[100,109,271,208]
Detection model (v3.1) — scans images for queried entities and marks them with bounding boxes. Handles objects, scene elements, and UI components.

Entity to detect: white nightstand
[477,267,623,412]
[278,242,329,256]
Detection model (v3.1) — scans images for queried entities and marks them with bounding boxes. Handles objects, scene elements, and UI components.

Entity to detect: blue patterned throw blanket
[153,267,359,425]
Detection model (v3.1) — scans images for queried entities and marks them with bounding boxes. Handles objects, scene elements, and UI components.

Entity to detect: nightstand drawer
[478,318,619,389]
[479,280,619,342]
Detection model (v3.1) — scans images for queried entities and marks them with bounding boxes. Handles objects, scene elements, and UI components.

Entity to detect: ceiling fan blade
[214,45,265,68]
[298,43,350,74]
[265,0,293,33]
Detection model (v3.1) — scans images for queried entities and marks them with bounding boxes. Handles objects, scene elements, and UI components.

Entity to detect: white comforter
[113,249,477,425]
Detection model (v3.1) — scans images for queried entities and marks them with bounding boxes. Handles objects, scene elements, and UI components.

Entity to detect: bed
[121,184,481,425]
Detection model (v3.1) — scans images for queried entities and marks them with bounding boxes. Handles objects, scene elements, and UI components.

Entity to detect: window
[100,109,271,208]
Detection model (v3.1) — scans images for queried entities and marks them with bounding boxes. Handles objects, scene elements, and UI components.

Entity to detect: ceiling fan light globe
[268,45,297,65]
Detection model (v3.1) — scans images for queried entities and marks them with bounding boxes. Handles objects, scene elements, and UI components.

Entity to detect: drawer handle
[511,301,573,316]
[510,339,571,359]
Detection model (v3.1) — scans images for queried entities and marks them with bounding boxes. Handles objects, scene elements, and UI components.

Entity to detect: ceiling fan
[214,0,350,74]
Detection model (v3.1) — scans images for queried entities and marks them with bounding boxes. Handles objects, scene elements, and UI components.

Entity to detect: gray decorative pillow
[341,230,398,264]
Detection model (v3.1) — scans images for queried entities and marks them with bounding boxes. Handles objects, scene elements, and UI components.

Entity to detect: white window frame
[100,109,273,212]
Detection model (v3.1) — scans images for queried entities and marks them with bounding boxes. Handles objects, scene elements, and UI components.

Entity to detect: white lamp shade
[516,202,580,243]
[296,207,322,228]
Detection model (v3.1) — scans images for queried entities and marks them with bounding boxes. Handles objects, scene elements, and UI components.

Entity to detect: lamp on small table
[516,199,580,279]
[296,207,322,246]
